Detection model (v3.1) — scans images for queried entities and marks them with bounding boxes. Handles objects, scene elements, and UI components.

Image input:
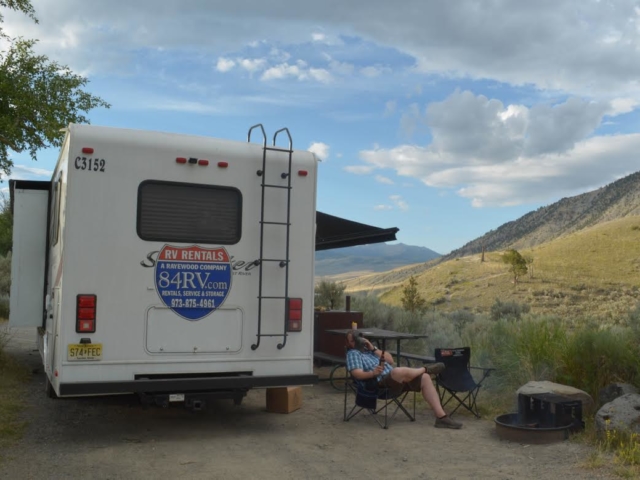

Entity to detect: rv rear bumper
[58,374,318,397]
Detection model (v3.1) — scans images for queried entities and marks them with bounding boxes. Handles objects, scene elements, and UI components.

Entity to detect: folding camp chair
[434,347,494,418]
[343,375,416,429]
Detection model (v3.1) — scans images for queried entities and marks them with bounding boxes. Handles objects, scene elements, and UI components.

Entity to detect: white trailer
[9,123,397,407]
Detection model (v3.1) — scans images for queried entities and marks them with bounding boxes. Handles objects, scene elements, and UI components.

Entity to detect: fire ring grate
[494,413,574,444]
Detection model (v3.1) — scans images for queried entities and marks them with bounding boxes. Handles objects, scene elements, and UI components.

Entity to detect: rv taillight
[286,298,302,332]
[82,147,94,154]
[176,157,187,164]
[76,294,96,333]
[198,159,209,166]
[298,170,308,177]
[218,161,228,168]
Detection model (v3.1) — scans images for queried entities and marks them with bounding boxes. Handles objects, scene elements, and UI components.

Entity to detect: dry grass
[342,216,640,320]
[0,320,30,458]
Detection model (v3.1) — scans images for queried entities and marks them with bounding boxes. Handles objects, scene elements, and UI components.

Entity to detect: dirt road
[1,328,614,480]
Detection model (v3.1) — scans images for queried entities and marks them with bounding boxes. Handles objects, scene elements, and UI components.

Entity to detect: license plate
[67,343,102,361]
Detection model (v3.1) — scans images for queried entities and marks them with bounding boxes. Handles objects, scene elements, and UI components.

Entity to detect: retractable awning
[315,211,399,251]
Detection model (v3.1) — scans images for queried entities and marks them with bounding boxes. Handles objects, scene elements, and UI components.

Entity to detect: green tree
[0,0,109,176]
[523,254,534,279]
[0,193,11,256]
[502,249,528,284]
[401,275,426,313]
[314,280,346,310]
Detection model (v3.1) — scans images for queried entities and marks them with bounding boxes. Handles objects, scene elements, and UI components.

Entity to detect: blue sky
[6,0,640,254]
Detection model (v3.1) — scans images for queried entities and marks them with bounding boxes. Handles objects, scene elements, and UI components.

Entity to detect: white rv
[9,123,397,408]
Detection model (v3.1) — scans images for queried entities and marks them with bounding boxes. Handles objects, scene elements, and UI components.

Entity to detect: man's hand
[372,365,384,376]
[364,339,375,351]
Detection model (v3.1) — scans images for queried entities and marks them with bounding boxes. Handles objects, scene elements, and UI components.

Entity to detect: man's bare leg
[389,367,446,418]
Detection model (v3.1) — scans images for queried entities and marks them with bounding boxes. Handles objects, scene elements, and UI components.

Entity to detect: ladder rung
[264,146,293,153]
[260,258,289,262]
[259,296,287,299]
[255,334,288,338]
[261,221,289,226]
[262,184,291,189]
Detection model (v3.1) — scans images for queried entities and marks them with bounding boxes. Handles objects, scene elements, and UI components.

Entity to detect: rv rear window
[137,181,242,244]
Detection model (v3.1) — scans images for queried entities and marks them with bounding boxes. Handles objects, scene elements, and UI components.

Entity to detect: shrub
[447,309,477,336]
[469,315,567,391]
[490,298,530,321]
[0,297,9,320]
[558,324,640,404]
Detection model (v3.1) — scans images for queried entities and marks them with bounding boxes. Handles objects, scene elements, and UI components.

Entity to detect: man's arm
[350,365,384,381]
[346,349,384,381]
[362,339,394,365]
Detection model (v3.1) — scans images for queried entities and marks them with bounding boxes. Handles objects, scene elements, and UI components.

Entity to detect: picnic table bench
[313,352,348,391]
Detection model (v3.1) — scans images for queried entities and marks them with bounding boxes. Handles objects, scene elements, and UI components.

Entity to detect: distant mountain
[443,170,640,261]
[315,243,441,277]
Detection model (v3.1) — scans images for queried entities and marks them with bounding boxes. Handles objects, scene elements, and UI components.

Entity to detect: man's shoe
[435,414,463,429]
[424,362,445,375]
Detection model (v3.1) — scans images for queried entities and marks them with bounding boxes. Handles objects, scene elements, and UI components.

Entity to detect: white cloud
[374,204,393,211]
[216,57,235,72]
[361,133,640,207]
[336,153,343,158]
[608,98,640,116]
[389,195,409,211]
[261,63,302,81]
[2,164,53,182]
[6,0,640,103]
[360,66,384,78]
[308,142,330,160]
[344,165,374,175]
[358,90,633,207]
[375,175,394,185]
[261,62,332,83]
[308,68,333,83]
[269,48,291,62]
[238,58,267,72]
[327,58,355,76]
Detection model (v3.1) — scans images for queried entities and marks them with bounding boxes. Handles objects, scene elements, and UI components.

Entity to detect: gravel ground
[0,327,616,480]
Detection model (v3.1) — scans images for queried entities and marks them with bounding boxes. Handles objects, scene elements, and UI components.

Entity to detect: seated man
[346,330,462,429]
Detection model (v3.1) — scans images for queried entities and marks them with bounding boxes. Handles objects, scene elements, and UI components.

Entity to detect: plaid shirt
[346,348,393,382]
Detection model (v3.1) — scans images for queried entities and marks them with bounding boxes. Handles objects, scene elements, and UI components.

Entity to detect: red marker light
[176,157,187,164]
[298,170,308,177]
[198,159,209,166]
[82,147,94,154]
[218,161,229,168]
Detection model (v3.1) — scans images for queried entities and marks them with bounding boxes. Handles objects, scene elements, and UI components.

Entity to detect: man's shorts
[378,371,423,395]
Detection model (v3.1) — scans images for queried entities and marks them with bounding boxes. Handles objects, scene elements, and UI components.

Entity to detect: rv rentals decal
[154,245,232,321]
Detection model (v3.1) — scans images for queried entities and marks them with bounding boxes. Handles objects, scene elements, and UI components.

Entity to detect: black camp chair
[343,375,416,429]
[434,347,494,418]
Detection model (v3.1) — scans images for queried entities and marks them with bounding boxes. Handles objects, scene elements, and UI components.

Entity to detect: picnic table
[319,327,433,390]
[325,327,428,362]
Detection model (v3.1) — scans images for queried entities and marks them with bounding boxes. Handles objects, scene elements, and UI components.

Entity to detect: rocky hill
[443,170,640,260]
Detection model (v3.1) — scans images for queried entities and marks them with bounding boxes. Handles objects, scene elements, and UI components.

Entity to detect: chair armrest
[470,366,495,383]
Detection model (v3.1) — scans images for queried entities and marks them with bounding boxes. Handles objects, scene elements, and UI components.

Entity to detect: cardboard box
[266,387,302,414]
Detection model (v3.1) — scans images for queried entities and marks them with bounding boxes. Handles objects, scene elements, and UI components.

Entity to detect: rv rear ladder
[247,124,294,351]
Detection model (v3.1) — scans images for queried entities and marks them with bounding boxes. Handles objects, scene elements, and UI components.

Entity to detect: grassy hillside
[347,215,640,320]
